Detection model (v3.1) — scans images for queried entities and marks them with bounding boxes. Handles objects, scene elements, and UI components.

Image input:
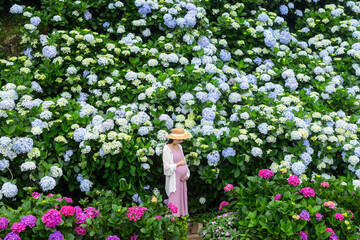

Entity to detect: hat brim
[166,134,191,139]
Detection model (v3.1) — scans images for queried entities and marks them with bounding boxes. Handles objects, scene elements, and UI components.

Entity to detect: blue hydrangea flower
[219,49,231,62]
[279,5,289,15]
[40,176,56,191]
[103,22,110,28]
[300,153,312,165]
[279,31,292,44]
[76,174,83,182]
[132,193,143,204]
[108,3,115,9]
[201,125,214,136]
[30,16,41,26]
[10,4,23,14]
[73,128,89,142]
[165,19,177,28]
[207,151,220,166]
[138,126,150,136]
[138,3,151,16]
[202,108,216,121]
[12,138,33,154]
[291,162,306,175]
[80,179,93,192]
[253,57,262,65]
[264,36,277,47]
[84,11,92,20]
[31,119,46,129]
[1,182,18,198]
[197,36,210,47]
[42,46,57,59]
[24,48,33,58]
[258,123,268,134]
[0,159,9,171]
[222,147,236,158]
[257,13,269,22]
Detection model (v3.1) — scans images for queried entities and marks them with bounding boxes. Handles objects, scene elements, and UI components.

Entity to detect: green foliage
[208,171,360,239]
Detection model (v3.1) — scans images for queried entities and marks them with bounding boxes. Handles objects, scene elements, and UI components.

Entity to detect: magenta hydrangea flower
[21,215,37,228]
[315,213,323,221]
[335,213,344,221]
[258,169,274,179]
[223,184,233,191]
[84,207,99,218]
[168,203,178,214]
[326,228,334,234]
[75,225,86,236]
[32,192,41,199]
[219,201,229,211]
[299,231,308,240]
[60,206,75,216]
[131,235,138,240]
[274,194,281,201]
[11,222,26,233]
[105,236,120,240]
[42,209,62,228]
[0,217,9,229]
[288,175,300,186]
[298,187,315,197]
[126,206,148,222]
[155,216,162,219]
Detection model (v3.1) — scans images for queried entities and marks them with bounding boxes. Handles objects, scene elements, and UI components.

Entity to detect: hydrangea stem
[7,168,13,181]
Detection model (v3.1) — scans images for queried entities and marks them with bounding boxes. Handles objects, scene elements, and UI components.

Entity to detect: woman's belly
[176,165,187,178]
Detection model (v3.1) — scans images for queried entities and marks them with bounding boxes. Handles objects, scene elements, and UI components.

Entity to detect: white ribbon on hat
[170,133,186,136]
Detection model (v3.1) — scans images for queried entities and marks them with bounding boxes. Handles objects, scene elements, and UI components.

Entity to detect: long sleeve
[163,146,177,176]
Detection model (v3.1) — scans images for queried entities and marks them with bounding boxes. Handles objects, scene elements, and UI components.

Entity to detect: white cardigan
[162,144,190,197]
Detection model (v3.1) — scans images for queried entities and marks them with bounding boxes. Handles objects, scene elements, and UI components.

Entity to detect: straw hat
[166,128,191,139]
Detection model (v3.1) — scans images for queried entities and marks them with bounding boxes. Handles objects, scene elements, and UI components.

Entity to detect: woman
[162,128,190,217]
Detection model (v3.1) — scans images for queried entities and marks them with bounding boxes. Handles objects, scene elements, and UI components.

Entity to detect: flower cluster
[126,206,148,222]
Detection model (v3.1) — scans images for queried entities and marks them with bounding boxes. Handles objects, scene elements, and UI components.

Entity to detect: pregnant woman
[162,128,190,217]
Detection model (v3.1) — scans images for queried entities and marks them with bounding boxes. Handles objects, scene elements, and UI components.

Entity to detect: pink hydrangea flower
[326,228,334,234]
[105,236,120,240]
[131,235,139,240]
[298,187,315,197]
[84,207,100,219]
[11,222,26,233]
[315,213,323,221]
[32,192,40,199]
[223,184,234,191]
[324,201,336,209]
[298,231,308,240]
[258,169,274,179]
[60,206,75,216]
[274,194,281,201]
[42,209,62,228]
[47,193,54,197]
[219,201,229,211]
[321,182,329,187]
[64,197,73,203]
[288,175,300,186]
[126,206,147,222]
[155,216,162,219]
[0,217,9,229]
[168,203,178,214]
[75,225,86,236]
[335,213,344,221]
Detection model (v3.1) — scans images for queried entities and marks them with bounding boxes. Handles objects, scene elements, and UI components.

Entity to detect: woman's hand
[176,160,186,167]
[180,176,188,182]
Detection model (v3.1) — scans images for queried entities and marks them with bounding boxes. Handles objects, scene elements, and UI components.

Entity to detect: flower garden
[1,0,360,239]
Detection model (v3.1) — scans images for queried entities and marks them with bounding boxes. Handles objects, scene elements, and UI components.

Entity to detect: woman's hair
[167,139,174,144]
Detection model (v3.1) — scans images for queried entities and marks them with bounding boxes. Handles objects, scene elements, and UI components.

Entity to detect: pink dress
[168,146,188,217]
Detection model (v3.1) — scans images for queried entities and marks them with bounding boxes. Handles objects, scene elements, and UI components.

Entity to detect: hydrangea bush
[0,189,187,239]
[201,170,360,239]
[2,0,360,213]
